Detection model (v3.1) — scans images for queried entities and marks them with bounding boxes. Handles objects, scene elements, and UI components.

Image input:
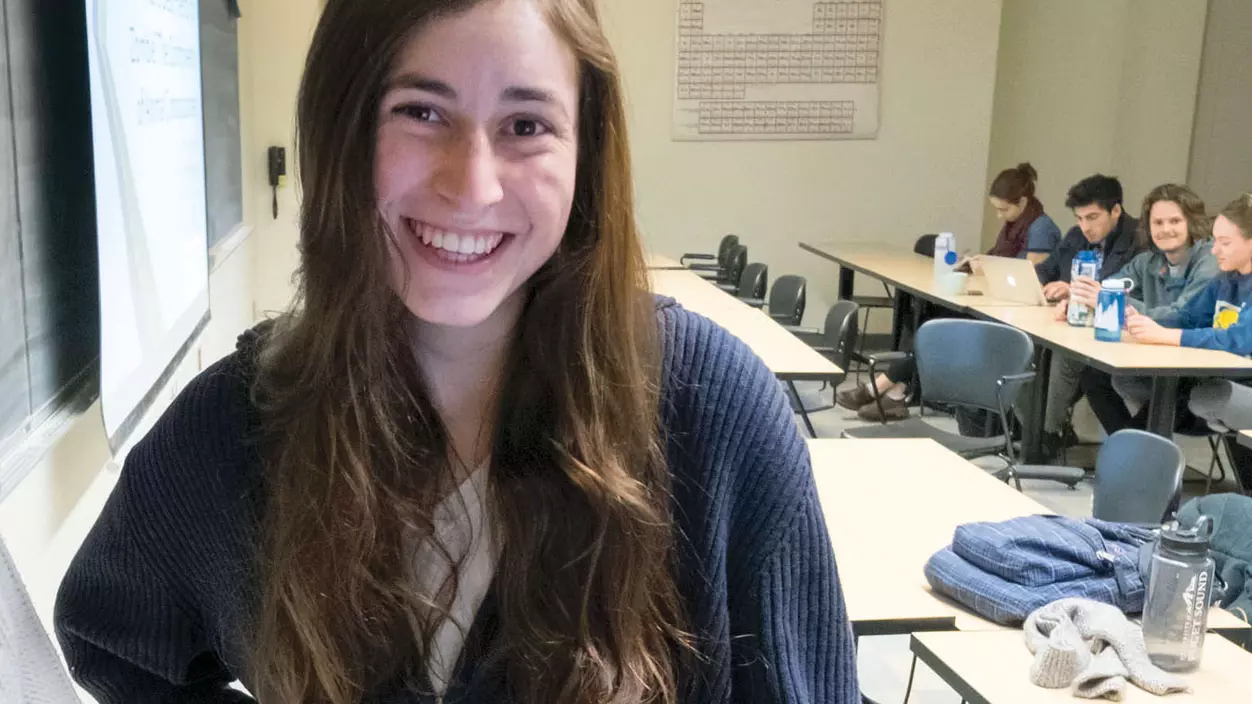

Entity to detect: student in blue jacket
[1126,194,1252,452]
[1127,194,1252,353]
[52,0,859,702]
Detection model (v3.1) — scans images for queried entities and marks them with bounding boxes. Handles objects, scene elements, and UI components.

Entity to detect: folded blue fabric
[924,515,1154,625]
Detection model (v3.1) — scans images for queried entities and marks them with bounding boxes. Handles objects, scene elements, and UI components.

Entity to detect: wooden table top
[800,242,1252,377]
[912,629,1252,703]
[974,305,1252,377]
[809,438,1250,636]
[648,268,843,381]
[810,438,1050,633]
[799,242,1025,310]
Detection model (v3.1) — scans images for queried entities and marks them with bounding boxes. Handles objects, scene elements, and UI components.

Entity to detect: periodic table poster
[673,0,884,141]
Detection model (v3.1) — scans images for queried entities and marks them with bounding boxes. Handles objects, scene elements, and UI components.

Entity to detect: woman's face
[1212,215,1252,274]
[375,0,580,328]
[989,196,1026,223]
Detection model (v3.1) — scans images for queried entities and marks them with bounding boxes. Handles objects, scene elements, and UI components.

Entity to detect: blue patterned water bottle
[1094,279,1133,342]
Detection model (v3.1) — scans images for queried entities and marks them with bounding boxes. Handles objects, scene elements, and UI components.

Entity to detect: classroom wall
[982,0,1208,246]
[1188,0,1252,209]
[604,0,1005,324]
[244,0,322,317]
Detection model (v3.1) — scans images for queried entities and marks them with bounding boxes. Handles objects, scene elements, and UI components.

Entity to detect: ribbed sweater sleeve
[658,301,860,702]
[53,355,258,703]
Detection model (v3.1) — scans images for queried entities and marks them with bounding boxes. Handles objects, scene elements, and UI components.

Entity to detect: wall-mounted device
[268,146,286,219]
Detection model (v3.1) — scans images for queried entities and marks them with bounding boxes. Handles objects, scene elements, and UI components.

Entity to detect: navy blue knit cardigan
[53,299,859,702]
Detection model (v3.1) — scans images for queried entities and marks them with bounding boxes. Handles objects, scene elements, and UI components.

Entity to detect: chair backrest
[716,234,740,267]
[767,274,807,326]
[738,262,768,299]
[721,245,747,285]
[914,319,1034,412]
[0,537,81,703]
[1093,429,1184,525]
[821,300,860,371]
[914,233,939,258]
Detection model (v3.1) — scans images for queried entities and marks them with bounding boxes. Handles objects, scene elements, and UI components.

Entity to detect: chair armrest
[739,297,766,308]
[686,263,721,272]
[716,283,737,294]
[995,371,1037,461]
[783,326,820,335]
[864,351,910,366]
[680,253,715,266]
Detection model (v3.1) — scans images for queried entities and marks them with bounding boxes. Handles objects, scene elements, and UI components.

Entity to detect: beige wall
[1188,0,1252,208]
[243,0,322,317]
[983,0,1207,246]
[606,0,1005,324]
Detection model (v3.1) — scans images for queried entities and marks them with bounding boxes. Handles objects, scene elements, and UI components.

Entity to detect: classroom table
[808,438,1251,642]
[648,268,842,384]
[799,242,1252,456]
[1238,430,1252,450]
[975,305,1252,440]
[911,629,1252,703]
[645,252,685,269]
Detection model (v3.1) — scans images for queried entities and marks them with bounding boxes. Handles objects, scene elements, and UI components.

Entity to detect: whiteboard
[673,0,883,141]
[86,0,210,449]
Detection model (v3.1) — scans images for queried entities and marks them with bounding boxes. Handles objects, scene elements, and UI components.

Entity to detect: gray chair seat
[844,418,1005,457]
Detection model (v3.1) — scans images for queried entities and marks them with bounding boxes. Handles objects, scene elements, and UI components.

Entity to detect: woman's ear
[1017,197,1028,209]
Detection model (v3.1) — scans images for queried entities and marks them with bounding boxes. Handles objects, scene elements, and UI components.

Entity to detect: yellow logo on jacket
[1213,301,1242,330]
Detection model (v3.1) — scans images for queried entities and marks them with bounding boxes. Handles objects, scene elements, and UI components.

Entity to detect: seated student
[1064,184,1218,434]
[1128,194,1252,452]
[1017,174,1142,459]
[838,163,1062,422]
[985,162,1062,264]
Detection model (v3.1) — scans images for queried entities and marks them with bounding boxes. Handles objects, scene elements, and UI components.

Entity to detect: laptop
[978,256,1051,306]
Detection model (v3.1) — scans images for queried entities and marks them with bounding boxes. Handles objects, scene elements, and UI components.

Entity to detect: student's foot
[1039,429,1075,463]
[836,384,875,411]
[857,396,909,422]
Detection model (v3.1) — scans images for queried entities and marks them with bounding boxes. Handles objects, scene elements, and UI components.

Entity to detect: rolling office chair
[729,262,768,300]
[708,244,748,293]
[844,319,1085,489]
[1091,429,1185,526]
[753,274,806,325]
[786,300,859,437]
[680,233,738,270]
[1,536,81,703]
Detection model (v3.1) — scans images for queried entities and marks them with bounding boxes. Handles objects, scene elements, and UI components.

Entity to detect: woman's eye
[394,104,440,123]
[509,119,548,137]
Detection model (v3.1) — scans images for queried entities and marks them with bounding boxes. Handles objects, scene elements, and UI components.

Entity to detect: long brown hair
[250,0,687,702]
[1137,183,1211,251]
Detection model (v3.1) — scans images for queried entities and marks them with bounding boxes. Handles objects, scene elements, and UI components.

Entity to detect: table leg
[838,265,855,300]
[1146,376,1180,437]
[891,289,908,352]
[1021,348,1050,463]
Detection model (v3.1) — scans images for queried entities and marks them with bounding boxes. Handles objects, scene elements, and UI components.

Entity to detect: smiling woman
[51,0,859,703]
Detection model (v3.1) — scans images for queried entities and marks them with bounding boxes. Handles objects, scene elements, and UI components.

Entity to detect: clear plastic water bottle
[1067,250,1100,326]
[1142,516,1216,673]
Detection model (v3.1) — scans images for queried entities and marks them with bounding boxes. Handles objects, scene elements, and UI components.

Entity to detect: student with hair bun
[840,163,1061,422]
[986,162,1061,263]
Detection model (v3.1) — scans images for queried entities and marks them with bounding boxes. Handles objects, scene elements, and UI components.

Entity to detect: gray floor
[790,376,1240,703]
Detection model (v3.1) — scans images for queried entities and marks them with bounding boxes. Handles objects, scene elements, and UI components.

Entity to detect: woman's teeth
[408,219,505,259]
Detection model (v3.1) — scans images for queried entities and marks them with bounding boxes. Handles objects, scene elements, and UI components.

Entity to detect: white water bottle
[933,232,957,277]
